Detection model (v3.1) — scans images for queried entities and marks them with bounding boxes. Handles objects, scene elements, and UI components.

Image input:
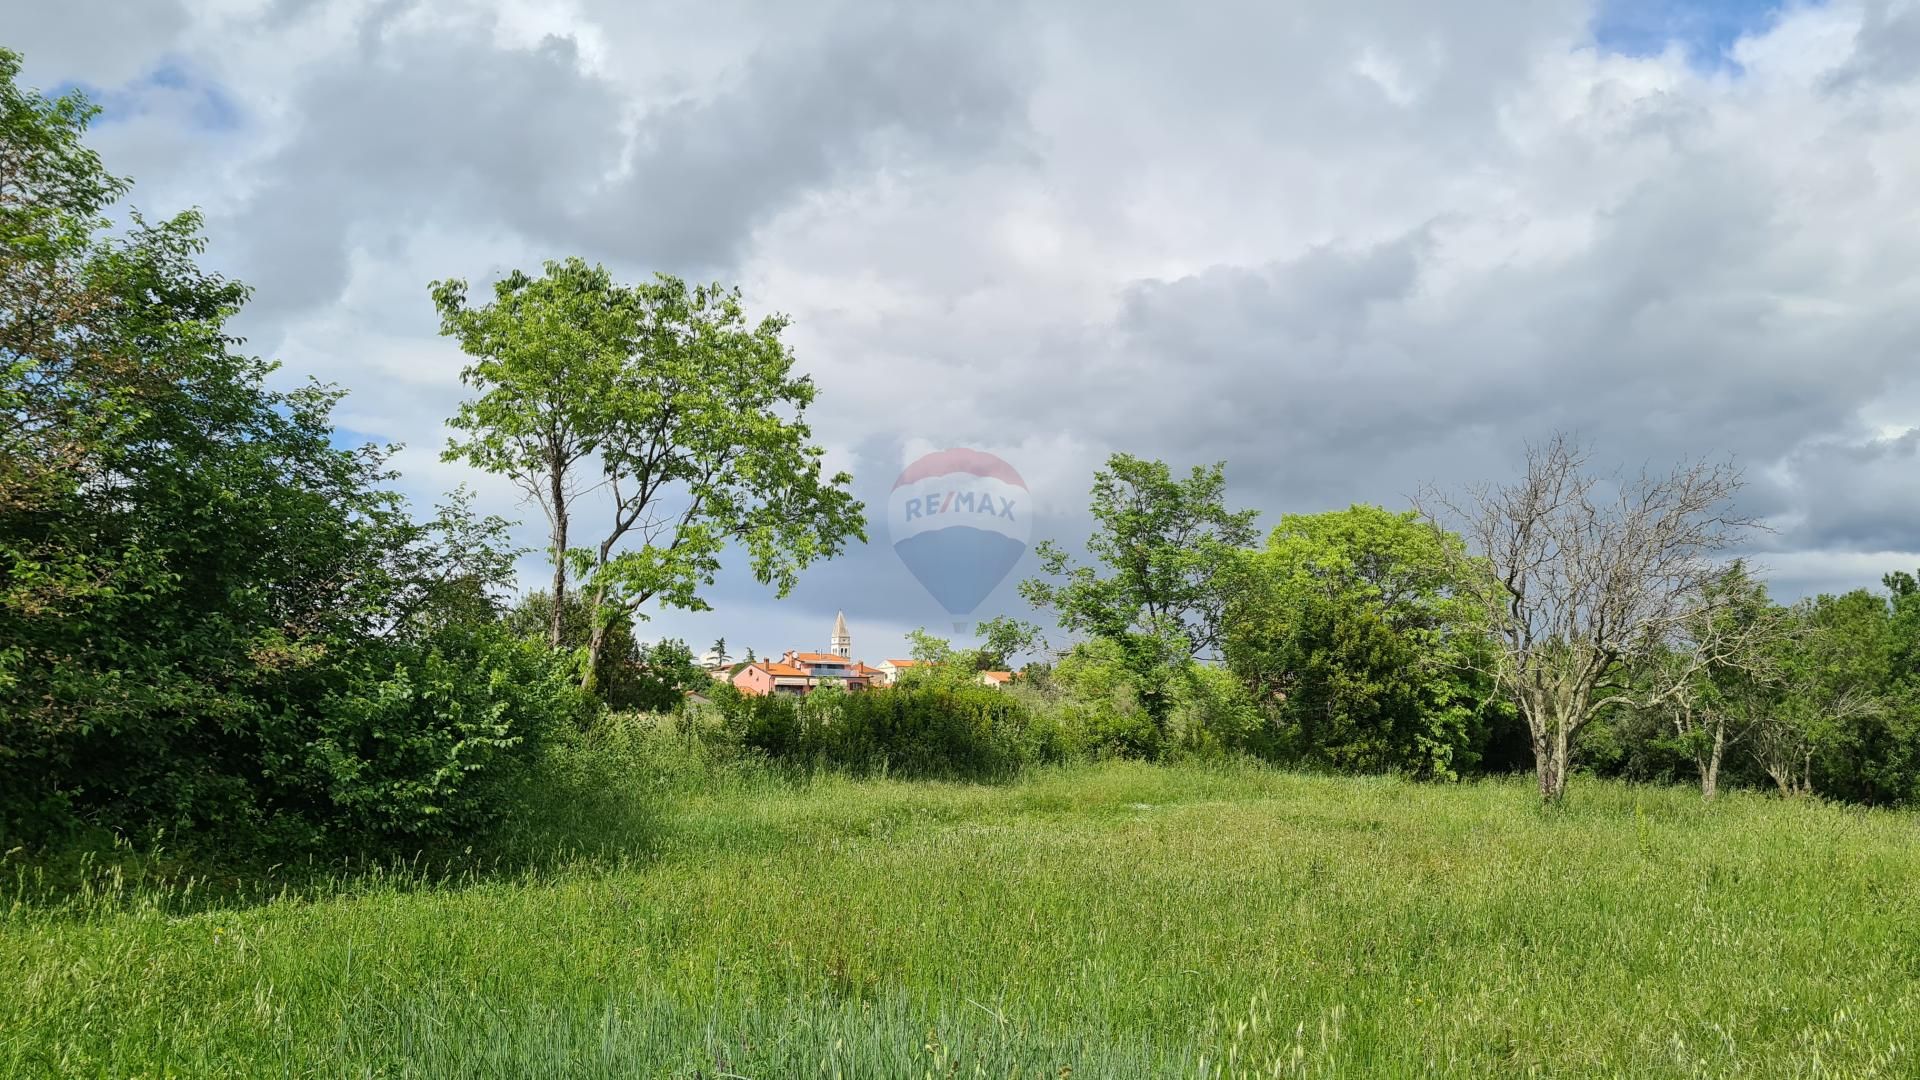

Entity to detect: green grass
[6,757,1920,1077]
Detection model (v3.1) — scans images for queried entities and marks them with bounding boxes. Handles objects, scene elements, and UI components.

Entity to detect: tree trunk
[1533,726,1569,803]
[1764,754,1812,798]
[547,468,569,649]
[580,531,623,694]
[1700,723,1725,800]
[583,599,610,697]
[1765,763,1793,797]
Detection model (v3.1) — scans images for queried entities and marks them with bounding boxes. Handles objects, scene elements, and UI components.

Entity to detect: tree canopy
[1,50,588,850]
[1224,504,1508,779]
[1020,454,1258,729]
[434,262,866,691]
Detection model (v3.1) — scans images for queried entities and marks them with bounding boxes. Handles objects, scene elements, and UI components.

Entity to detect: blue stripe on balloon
[892,526,1028,616]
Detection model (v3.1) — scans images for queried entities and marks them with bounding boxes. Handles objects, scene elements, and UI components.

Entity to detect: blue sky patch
[52,60,244,133]
[1591,0,1806,70]
[327,427,390,451]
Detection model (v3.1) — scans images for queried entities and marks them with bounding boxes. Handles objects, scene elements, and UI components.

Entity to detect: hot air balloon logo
[887,449,1030,625]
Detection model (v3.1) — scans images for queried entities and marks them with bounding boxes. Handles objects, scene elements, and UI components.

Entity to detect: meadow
[5,741,1920,1078]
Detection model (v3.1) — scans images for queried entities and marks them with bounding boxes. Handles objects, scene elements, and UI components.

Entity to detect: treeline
[988,448,1920,807]
[715,450,1907,810]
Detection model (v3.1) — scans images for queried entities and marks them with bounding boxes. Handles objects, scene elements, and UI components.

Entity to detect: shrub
[503,592,707,712]
[1168,665,1268,758]
[0,57,586,853]
[1022,641,1168,760]
[262,624,596,846]
[717,685,1056,780]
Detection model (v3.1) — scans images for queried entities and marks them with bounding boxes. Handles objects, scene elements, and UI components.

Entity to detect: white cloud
[12,0,1920,660]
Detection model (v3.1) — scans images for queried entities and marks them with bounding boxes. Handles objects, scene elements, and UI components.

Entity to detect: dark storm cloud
[578,7,1036,270]
[1766,431,1920,553]
[211,0,1034,315]
[219,25,625,314]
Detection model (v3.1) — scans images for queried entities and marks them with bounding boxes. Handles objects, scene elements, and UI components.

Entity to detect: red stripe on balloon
[891,448,1028,490]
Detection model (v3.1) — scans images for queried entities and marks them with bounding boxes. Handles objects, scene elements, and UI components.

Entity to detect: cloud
[220,21,626,315]
[6,0,191,87]
[188,0,1037,318]
[16,0,1920,660]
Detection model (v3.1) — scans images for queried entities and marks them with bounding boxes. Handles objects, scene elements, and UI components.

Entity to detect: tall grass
[4,727,1918,1077]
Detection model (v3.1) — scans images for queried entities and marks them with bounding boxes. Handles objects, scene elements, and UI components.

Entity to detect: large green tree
[1,50,582,848]
[1020,454,1258,730]
[1223,505,1505,779]
[432,259,629,647]
[1755,589,1888,798]
[434,264,866,691]
[1808,573,1920,805]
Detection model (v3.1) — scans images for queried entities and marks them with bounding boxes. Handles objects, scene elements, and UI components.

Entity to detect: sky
[8,0,1920,663]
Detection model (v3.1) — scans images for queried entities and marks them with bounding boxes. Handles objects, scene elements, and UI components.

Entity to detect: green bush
[1017,641,1168,760]
[717,685,1056,780]
[262,624,595,845]
[502,592,707,712]
[0,57,585,854]
[1168,665,1268,758]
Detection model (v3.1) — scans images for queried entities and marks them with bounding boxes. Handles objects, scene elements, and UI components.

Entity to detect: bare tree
[1656,562,1786,799]
[1417,434,1757,803]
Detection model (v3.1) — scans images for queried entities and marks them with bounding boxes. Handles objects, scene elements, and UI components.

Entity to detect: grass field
[6,757,1920,1077]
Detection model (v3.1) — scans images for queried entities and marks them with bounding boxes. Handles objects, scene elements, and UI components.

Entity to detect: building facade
[730,613,876,696]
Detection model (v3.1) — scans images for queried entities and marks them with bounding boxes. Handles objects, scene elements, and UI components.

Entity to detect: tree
[391,486,526,631]
[1223,505,1507,780]
[892,628,971,690]
[627,638,710,713]
[1794,574,1920,805]
[1,51,578,847]
[710,637,729,665]
[1757,590,1887,798]
[432,259,630,647]
[1418,435,1756,803]
[1655,562,1785,799]
[435,265,866,690]
[1021,454,1258,729]
[974,615,1045,671]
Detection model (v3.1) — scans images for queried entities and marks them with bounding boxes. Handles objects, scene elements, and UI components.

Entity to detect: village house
[718,614,1016,697]
[730,660,812,696]
[730,612,876,697]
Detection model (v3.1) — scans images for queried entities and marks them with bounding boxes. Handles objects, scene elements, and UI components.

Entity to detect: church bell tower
[830,611,851,658]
